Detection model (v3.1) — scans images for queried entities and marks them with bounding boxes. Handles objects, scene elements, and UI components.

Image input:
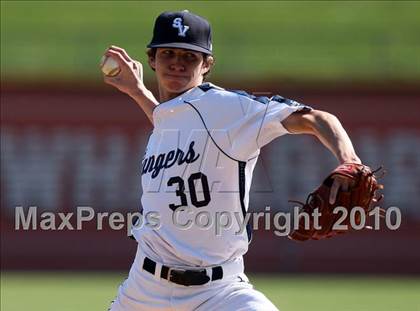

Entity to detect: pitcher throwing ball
[104,10,371,311]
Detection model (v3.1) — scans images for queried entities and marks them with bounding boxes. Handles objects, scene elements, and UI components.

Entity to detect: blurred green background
[2,1,420,82]
[2,273,420,311]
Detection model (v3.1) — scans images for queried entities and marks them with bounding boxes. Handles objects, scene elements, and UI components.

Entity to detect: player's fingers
[131,61,139,75]
[108,45,133,63]
[132,61,140,72]
[329,178,340,204]
[103,73,123,86]
[103,75,116,86]
[104,50,131,68]
[134,61,143,81]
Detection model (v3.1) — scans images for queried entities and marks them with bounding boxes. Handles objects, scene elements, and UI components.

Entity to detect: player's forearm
[128,85,159,125]
[309,111,361,164]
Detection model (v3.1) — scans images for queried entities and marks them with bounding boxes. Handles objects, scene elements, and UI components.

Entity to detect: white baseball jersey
[131,83,311,267]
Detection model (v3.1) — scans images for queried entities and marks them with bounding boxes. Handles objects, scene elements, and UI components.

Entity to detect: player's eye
[184,53,198,61]
[161,50,174,56]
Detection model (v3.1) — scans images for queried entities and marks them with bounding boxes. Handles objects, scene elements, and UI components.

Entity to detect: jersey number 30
[167,172,211,211]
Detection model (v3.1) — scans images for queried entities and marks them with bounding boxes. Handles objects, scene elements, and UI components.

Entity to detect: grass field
[1,1,420,81]
[1,272,420,311]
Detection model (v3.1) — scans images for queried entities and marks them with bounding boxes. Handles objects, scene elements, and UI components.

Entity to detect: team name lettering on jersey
[141,141,199,179]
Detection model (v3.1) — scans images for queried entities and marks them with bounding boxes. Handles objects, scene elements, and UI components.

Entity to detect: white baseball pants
[109,245,279,311]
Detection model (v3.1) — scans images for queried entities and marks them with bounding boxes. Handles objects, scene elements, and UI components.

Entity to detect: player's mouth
[164,73,189,80]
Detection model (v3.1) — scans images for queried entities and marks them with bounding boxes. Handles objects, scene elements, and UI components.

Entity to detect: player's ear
[202,55,214,75]
[148,55,156,70]
[146,48,156,71]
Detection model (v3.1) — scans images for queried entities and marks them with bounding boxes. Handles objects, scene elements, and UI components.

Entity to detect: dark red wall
[2,82,419,273]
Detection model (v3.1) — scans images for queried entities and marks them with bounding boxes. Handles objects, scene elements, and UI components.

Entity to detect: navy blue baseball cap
[147,10,213,55]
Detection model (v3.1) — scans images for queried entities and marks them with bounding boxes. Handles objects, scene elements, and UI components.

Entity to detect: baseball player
[103,10,361,311]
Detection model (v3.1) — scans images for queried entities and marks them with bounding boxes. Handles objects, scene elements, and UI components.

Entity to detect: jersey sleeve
[228,94,312,161]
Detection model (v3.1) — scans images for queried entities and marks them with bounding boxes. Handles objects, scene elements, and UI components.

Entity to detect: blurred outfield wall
[2,83,419,273]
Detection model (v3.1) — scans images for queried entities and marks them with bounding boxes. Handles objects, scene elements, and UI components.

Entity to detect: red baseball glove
[288,163,385,241]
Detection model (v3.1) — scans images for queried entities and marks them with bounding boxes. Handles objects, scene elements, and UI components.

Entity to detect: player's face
[150,48,210,99]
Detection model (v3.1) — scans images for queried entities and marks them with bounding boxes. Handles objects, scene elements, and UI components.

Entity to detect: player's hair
[146,48,215,80]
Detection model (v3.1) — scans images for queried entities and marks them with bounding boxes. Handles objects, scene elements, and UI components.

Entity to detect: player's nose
[169,63,185,71]
[169,55,186,71]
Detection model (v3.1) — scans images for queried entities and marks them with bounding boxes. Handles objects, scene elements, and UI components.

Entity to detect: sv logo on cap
[172,17,189,37]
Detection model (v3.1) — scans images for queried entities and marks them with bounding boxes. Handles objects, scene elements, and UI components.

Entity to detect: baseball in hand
[100,55,121,77]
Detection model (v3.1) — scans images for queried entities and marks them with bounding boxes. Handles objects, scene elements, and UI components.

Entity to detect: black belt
[142,257,223,286]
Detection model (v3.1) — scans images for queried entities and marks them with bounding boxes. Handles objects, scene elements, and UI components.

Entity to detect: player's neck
[158,83,202,103]
[158,89,184,103]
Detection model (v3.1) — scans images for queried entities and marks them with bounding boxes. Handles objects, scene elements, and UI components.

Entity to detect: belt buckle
[168,268,210,286]
[168,267,184,278]
[168,267,186,285]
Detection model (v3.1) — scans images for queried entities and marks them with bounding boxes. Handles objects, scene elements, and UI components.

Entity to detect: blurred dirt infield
[1,81,420,273]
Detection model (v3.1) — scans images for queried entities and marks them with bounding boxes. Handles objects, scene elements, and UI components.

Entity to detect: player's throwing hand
[102,45,144,97]
[102,45,158,124]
